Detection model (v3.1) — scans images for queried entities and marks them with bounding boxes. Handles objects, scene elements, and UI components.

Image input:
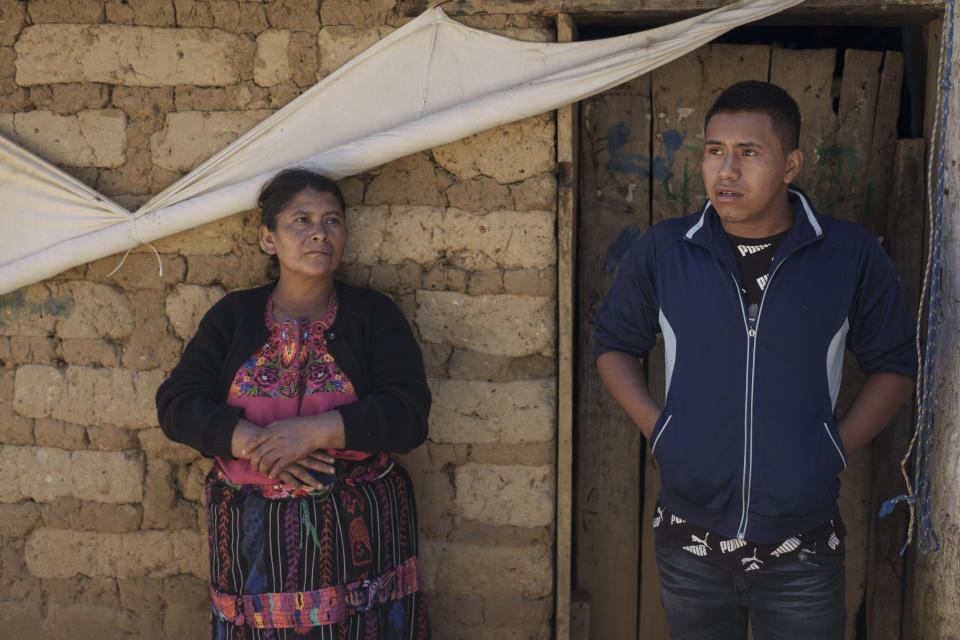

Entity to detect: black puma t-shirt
[726,229,789,323]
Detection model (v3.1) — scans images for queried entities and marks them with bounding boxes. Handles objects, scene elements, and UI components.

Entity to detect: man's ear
[785,148,803,183]
[258,225,277,255]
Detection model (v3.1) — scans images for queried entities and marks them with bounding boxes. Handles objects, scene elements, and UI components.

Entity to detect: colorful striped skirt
[205,455,430,639]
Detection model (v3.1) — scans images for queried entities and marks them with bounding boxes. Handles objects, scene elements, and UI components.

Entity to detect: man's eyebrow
[704,138,764,148]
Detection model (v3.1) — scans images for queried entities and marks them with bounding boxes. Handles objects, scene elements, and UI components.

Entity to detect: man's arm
[597,351,662,440]
[837,371,913,456]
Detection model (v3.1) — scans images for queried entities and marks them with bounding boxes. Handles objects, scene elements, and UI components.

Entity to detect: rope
[104,242,164,278]
[878,0,954,554]
[104,217,164,279]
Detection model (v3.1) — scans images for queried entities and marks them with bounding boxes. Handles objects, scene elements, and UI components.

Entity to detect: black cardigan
[155,281,430,458]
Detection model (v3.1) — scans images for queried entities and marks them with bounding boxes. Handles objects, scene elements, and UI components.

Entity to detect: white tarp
[0,0,803,295]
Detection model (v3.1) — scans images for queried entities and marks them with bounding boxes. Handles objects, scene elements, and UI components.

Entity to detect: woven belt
[210,556,422,628]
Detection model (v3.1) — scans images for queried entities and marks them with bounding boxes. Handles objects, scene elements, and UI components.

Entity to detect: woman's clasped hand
[231,415,340,488]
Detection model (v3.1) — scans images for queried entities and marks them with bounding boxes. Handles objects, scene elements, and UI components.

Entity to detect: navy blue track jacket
[594,187,916,543]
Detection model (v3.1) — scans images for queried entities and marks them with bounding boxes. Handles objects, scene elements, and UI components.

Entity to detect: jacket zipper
[729,257,788,539]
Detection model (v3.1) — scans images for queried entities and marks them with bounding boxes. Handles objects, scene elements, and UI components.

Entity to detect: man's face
[701,110,802,237]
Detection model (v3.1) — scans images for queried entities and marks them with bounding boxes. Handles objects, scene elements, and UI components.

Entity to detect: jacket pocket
[821,418,847,472]
[650,413,673,455]
[750,415,847,519]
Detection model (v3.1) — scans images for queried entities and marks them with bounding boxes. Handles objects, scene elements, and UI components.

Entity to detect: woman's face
[258,187,347,281]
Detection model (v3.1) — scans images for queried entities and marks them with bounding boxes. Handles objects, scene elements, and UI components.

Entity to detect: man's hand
[838,371,913,457]
[596,351,662,439]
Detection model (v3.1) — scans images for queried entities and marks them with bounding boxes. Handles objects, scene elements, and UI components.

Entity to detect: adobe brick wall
[0,1,558,638]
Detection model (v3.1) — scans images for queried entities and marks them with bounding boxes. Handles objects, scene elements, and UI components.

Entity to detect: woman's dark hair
[704,80,801,152]
[257,169,346,230]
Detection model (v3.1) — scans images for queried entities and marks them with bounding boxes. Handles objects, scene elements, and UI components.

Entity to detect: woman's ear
[258,225,276,255]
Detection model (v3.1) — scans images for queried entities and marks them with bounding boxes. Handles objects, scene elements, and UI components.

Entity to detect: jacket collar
[683,185,824,271]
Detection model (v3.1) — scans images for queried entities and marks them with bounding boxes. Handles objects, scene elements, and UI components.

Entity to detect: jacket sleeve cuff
[202,406,245,458]
[339,405,379,453]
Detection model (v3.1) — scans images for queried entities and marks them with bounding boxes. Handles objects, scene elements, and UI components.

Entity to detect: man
[594,81,915,639]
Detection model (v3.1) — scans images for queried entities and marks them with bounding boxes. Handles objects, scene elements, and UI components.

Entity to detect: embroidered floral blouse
[217,292,370,486]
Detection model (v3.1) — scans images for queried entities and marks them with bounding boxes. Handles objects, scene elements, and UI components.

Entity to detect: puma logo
[737,242,772,257]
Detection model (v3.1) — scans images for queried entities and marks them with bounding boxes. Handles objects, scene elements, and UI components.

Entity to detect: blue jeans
[655,542,845,640]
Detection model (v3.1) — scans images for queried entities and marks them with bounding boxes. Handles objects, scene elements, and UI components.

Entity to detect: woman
[156,169,431,639]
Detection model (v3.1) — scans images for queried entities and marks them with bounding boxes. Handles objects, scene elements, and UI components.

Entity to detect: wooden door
[575,73,652,640]
[574,42,917,640]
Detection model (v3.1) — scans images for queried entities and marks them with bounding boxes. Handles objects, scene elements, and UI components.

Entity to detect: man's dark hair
[704,80,801,152]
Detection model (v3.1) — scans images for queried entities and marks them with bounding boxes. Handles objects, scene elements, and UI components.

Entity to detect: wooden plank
[650,44,770,224]
[776,55,890,637]
[514,0,944,23]
[814,49,884,224]
[774,47,906,640]
[917,20,940,351]
[884,140,925,340]
[770,53,873,640]
[921,17,944,146]
[907,24,942,639]
[769,48,838,194]
[866,139,925,640]
[911,9,960,639]
[570,592,591,640]
[640,337,669,640]
[641,44,767,639]
[825,50,888,638]
[835,351,870,640]
[862,51,905,237]
[556,14,578,640]
[575,72,652,640]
